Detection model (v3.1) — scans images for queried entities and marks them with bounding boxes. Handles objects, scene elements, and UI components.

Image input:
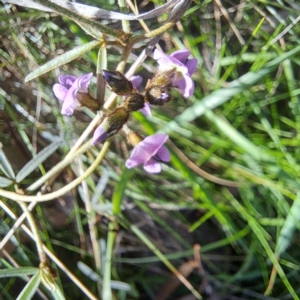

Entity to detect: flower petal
[130,75,143,90]
[154,49,186,69]
[92,125,108,144]
[77,72,93,93]
[139,103,152,117]
[58,74,77,88]
[126,144,150,168]
[143,159,162,173]
[174,75,194,98]
[170,49,191,63]
[155,145,170,162]
[139,134,169,158]
[53,84,68,102]
[186,58,198,75]
[61,85,79,115]
[153,49,166,61]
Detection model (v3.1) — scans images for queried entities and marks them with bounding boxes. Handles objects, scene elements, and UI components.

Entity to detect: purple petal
[53,84,68,101]
[126,133,169,172]
[153,49,174,66]
[61,85,79,115]
[139,103,152,117]
[126,143,151,168]
[186,58,198,75]
[58,75,77,88]
[155,145,170,162]
[130,75,143,90]
[143,159,162,173]
[153,49,165,61]
[154,49,186,69]
[174,75,194,98]
[139,134,169,157]
[92,125,108,145]
[77,72,93,93]
[170,49,191,63]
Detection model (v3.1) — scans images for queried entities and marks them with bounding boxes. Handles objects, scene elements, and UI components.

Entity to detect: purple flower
[53,72,93,115]
[130,75,152,117]
[153,49,197,98]
[125,134,170,173]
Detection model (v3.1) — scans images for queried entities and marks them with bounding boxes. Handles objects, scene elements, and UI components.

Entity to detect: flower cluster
[53,49,197,173]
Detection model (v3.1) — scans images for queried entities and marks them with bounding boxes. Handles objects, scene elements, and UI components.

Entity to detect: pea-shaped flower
[126,133,170,173]
[153,49,197,98]
[130,75,152,117]
[53,73,93,115]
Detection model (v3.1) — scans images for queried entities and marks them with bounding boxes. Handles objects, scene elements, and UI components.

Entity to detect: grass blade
[16,272,40,300]
[0,147,15,179]
[0,267,38,277]
[25,40,101,82]
[16,139,63,183]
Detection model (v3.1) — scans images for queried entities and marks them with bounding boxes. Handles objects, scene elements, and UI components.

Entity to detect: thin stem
[0,201,37,250]
[0,141,110,202]
[131,22,175,45]
[27,139,93,191]
[97,43,107,108]
[102,222,116,300]
[118,0,131,33]
[17,201,47,263]
[77,159,101,273]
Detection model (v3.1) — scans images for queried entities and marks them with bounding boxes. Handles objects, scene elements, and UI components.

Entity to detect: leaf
[0,147,15,179]
[205,110,272,162]
[275,192,300,257]
[0,176,13,187]
[77,261,131,291]
[16,272,41,300]
[0,267,38,278]
[16,139,63,183]
[4,0,179,21]
[25,40,101,82]
[78,261,101,281]
[111,168,133,215]
[50,285,66,300]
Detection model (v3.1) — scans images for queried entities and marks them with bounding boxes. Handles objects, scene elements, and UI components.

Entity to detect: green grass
[1,0,300,299]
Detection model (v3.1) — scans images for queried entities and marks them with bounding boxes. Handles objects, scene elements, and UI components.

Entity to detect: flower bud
[126,131,143,147]
[92,107,129,144]
[102,70,134,95]
[122,93,145,112]
[146,68,177,89]
[145,87,172,106]
[76,92,101,111]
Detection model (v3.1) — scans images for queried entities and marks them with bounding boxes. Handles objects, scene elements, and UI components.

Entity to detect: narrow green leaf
[112,168,133,215]
[205,110,272,161]
[16,140,63,183]
[50,285,66,300]
[25,40,101,82]
[0,267,38,278]
[0,176,13,187]
[78,261,130,291]
[276,192,300,257]
[16,272,40,300]
[0,147,15,179]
